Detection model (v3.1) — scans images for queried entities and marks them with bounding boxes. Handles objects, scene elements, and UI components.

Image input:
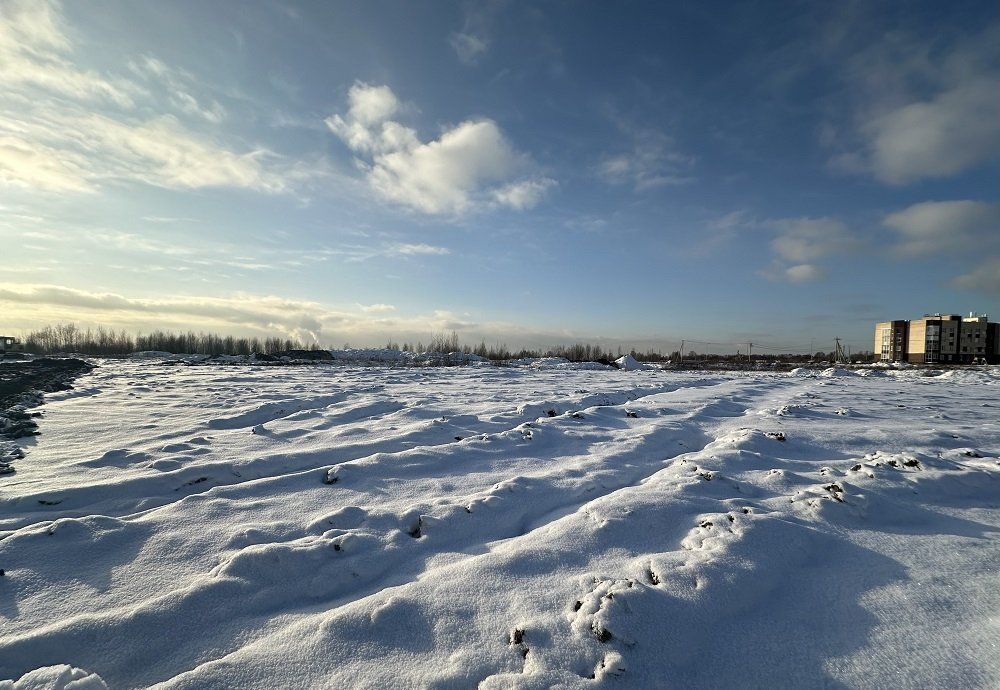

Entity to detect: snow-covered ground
[1,362,998,689]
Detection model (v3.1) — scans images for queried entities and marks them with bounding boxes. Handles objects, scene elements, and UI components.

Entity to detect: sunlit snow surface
[1,362,998,689]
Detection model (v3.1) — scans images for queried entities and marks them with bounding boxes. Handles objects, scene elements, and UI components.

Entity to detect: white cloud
[883,200,1000,257]
[358,303,396,313]
[491,177,556,210]
[326,82,551,215]
[951,257,1000,299]
[759,261,826,284]
[864,76,997,184]
[768,217,859,263]
[784,264,826,283]
[831,27,1000,185]
[449,32,489,64]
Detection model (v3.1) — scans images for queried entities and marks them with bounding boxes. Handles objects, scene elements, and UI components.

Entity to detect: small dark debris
[454,436,463,441]
[572,412,584,419]
[699,520,713,529]
[573,600,582,611]
[37,499,62,506]
[175,476,209,491]
[850,463,863,472]
[647,567,660,585]
[766,431,786,442]
[963,450,982,458]
[727,514,735,523]
[333,543,341,552]
[0,568,4,576]
[593,623,613,643]
[823,483,845,502]
[741,507,751,514]
[887,459,900,468]
[510,628,524,645]
[407,520,422,539]
[903,458,921,468]
[625,411,638,418]
[323,473,339,485]
[546,409,557,418]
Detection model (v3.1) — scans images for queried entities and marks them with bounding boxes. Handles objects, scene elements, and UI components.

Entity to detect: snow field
[0,363,997,688]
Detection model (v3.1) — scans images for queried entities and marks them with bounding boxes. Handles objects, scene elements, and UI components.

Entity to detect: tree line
[21,324,318,357]
[16,324,874,363]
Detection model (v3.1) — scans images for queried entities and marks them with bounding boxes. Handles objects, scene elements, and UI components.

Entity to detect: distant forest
[22,324,319,357]
[16,324,873,363]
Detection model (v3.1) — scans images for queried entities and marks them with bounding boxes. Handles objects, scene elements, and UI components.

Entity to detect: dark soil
[0,358,93,475]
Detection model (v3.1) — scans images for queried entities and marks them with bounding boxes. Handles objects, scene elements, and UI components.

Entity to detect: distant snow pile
[505,357,607,370]
[819,367,855,377]
[327,349,488,366]
[614,354,653,371]
[127,351,174,359]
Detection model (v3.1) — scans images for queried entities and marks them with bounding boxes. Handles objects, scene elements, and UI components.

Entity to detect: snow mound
[614,354,653,371]
[3,665,107,690]
[819,367,855,377]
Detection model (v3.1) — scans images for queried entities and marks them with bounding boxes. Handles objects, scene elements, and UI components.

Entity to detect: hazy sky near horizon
[1,0,998,352]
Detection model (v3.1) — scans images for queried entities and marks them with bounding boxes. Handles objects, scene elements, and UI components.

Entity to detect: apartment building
[874,313,999,364]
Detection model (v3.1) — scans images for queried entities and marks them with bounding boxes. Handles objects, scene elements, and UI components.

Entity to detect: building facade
[874,313,999,364]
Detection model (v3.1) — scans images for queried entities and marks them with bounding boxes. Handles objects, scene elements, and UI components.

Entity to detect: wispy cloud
[0,283,593,349]
[755,216,861,283]
[388,243,451,256]
[326,82,553,215]
[951,257,1000,299]
[597,118,694,192]
[358,303,396,313]
[449,32,489,65]
[448,0,507,65]
[759,262,826,284]
[0,0,316,195]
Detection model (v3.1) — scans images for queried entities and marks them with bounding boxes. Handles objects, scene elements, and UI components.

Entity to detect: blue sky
[1,0,997,353]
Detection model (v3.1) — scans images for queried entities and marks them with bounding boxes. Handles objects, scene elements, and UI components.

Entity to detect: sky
[1,0,998,354]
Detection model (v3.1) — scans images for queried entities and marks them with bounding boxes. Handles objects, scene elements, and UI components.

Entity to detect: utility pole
[748,342,753,369]
[679,339,684,365]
